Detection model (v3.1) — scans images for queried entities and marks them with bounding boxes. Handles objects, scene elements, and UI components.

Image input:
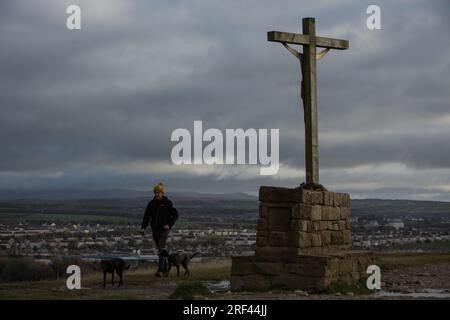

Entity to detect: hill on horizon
[1,188,449,203]
[0,189,449,218]
[0,188,257,201]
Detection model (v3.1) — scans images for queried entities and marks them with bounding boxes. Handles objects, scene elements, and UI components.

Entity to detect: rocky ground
[217,263,450,300]
[382,263,450,293]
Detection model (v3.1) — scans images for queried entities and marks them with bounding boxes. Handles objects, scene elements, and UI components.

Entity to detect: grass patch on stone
[324,280,372,295]
[169,281,212,300]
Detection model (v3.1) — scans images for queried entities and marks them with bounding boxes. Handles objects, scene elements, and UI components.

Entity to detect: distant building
[385,219,404,230]
[363,220,379,229]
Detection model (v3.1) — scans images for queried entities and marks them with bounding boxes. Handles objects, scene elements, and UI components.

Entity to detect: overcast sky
[1,0,449,200]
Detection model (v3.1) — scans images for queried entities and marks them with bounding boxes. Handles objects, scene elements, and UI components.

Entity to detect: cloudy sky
[1,0,449,200]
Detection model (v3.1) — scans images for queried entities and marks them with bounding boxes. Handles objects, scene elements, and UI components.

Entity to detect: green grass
[374,252,450,271]
[0,212,139,224]
[169,281,212,300]
[0,213,26,219]
[388,240,450,251]
[324,280,372,295]
[171,265,230,283]
[0,260,231,300]
[0,270,164,300]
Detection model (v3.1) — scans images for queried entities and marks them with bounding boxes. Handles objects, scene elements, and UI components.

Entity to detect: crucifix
[268,17,349,189]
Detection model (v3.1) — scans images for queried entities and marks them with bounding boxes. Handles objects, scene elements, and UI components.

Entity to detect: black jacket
[141,196,178,232]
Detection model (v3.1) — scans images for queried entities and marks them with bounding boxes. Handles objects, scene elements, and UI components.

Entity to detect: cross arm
[315,36,349,50]
[267,31,310,46]
[267,31,349,50]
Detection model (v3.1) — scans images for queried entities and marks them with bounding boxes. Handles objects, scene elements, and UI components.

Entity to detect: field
[1,253,450,300]
[0,212,139,224]
[388,240,450,251]
[0,259,231,300]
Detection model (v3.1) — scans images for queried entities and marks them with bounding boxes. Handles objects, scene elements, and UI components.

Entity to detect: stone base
[230,251,373,292]
[256,186,352,258]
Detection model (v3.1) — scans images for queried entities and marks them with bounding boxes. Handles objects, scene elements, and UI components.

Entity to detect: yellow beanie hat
[153,182,165,193]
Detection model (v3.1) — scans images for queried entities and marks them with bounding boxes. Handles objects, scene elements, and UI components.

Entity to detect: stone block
[270,275,327,291]
[289,219,298,230]
[322,206,340,220]
[340,206,350,219]
[325,259,339,278]
[256,218,267,231]
[310,205,322,221]
[343,230,352,244]
[346,220,351,230]
[255,246,297,261]
[300,189,313,204]
[337,258,353,273]
[233,184,368,293]
[256,186,355,260]
[254,262,283,275]
[301,220,310,232]
[290,219,308,232]
[291,205,302,219]
[256,236,267,247]
[268,206,292,231]
[269,231,288,247]
[231,252,375,293]
[311,233,322,247]
[331,231,344,245]
[351,259,361,272]
[318,221,328,231]
[323,191,333,206]
[259,186,300,202]
[333,193,342,206]
[256,230,268,238]
[350,271,361,281]
[306,221,317,232]
[321,231,331,245]
[341,193,350,206]
[259,203,268,218]
[292,204,322,220]
[292,231,312,248]
[230,275,271,291]
[285,263,326,277]
[312,191,324,205]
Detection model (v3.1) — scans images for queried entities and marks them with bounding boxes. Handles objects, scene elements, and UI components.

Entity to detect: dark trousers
[152,229,169,272]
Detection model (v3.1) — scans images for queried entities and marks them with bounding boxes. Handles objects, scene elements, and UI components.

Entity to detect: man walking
[140,182,179,277]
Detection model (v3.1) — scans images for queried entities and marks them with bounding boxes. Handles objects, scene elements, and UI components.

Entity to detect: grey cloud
[0,0,449,200]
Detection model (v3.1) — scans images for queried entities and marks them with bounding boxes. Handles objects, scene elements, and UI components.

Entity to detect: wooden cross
[268,17,349,187]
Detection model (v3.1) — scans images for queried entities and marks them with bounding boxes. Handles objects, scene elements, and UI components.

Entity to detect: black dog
[100,258,131,288]
[165,252,199,277]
